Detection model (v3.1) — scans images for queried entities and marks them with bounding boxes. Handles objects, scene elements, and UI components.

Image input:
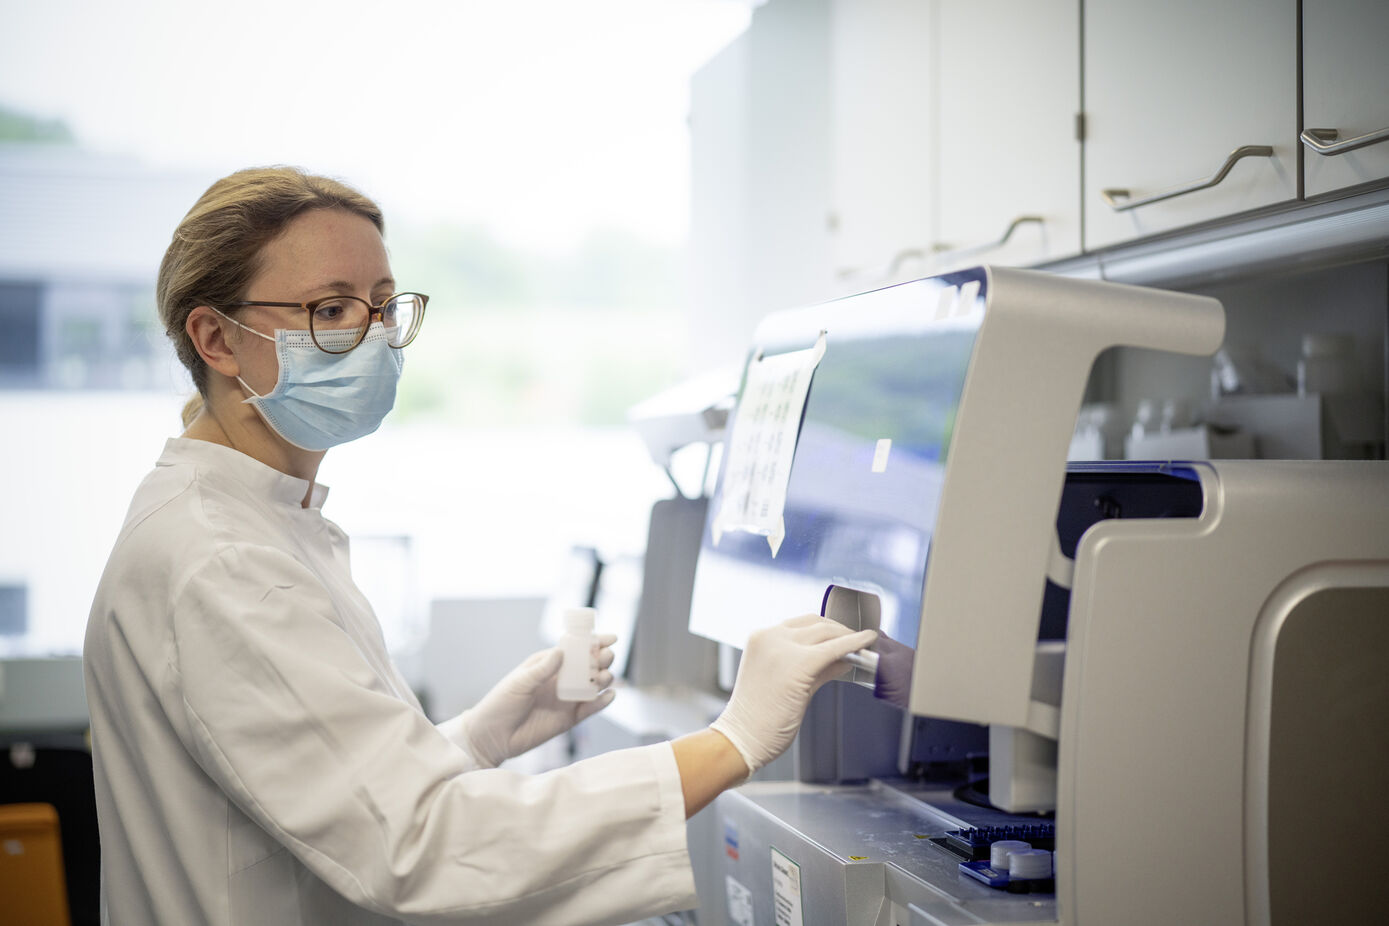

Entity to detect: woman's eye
[314,301,346,321]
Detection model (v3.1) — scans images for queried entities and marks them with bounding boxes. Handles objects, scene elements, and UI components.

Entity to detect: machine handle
[840,649,880,674]
[1100,144,1274,212]
[1301,126,1389,156]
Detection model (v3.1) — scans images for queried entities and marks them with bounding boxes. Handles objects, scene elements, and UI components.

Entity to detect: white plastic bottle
[1297,332,1356,397]
[556,607,600,701]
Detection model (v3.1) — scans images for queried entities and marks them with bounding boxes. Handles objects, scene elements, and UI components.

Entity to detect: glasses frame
[227,292,429,354]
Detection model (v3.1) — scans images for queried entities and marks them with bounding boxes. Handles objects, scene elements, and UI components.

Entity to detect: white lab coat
[83,438,696,925]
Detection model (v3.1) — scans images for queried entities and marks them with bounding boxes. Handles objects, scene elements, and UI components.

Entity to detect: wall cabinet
[828,0,936,291]
[689,0,1389,368]
[687,0,835,370]
[829,0,1083,287]
[688,31,754,372]
[1082,0,1298,249]
[1302,0,1389,199]
[934,0,1080,272]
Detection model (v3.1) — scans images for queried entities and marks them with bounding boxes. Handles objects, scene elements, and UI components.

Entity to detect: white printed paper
[770,848,804,926]
[713,332,827,557]
[726,875,755,926]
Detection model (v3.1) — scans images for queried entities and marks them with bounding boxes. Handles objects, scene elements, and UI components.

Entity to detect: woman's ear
[186,306,240,378]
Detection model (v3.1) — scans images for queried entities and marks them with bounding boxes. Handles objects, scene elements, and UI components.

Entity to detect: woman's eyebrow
[310,277,396,295]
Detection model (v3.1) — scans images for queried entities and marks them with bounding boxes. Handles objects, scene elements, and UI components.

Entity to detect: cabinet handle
[837,248,933,281]
[927,215,1045,266]
[837,216,1045,282]
[1100,145,1275,212]
[1301,126,1389,156]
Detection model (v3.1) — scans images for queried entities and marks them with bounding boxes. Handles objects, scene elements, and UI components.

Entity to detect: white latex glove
[455,634,617,768]
[711,615,878,775]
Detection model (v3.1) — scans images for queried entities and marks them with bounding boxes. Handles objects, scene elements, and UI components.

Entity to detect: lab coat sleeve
[434,715,491,770]
[170,541,696,925]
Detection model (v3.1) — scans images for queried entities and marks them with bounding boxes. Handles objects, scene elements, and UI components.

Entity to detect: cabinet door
[689,33,755,371]
[828,0,936,291]
[1083,0,1298,250]
[935,0,1081,272]
[688,0,836,367]
[1303,0,1389,198]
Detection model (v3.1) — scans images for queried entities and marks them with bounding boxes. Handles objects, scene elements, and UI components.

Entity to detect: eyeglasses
[228,292,429,354]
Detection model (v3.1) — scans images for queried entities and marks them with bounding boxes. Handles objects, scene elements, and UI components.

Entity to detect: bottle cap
[990,840,1031,870]
[1008,848,1052,880]
[564,607,596,634]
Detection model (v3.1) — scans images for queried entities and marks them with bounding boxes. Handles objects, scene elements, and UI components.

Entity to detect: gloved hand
[455,634,618,768]
[711,615,878,775]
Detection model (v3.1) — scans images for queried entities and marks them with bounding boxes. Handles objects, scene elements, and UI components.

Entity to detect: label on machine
[770,847,805,926]
[726,875,755,926]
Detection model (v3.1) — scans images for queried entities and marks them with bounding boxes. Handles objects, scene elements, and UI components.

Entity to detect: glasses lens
[382,294,424,347]
[310,297,371,353]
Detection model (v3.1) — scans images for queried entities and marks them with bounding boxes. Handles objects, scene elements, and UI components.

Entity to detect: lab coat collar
[159,438,330,510]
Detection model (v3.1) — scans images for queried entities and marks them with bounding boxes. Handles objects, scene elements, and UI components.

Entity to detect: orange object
[0,803,71,926]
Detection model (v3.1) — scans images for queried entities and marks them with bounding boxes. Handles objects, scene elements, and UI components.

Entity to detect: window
[0,281,42,384]
[0,584,28,637]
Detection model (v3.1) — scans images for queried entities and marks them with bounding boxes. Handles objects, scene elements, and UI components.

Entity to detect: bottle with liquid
[556,607,600,702]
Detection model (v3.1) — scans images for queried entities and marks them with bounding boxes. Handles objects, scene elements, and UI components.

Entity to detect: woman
[83,166,875,926]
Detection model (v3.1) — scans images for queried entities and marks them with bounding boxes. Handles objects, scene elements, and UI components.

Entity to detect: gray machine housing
[690,267,1389,925]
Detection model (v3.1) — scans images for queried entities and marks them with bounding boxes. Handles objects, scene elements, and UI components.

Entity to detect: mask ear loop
[209,305,274,342]
[208,306,274,401]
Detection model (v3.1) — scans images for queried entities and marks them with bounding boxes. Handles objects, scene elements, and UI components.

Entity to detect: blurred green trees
[389,222,688,428]
[0,105,76,143]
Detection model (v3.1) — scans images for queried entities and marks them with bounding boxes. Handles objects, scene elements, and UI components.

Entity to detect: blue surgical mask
[213,309,404,451]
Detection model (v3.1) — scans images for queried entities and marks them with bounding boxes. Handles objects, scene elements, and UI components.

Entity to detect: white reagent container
[556,607,600,701]
[990,840,1032,872]
[1008,848,1053,881]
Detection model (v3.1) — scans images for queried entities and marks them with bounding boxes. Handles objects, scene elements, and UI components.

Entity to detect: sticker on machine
[713,331,827,557]
[770,847,804,926]
[726,875,755,926]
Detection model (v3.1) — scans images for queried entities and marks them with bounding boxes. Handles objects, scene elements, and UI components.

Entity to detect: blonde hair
[156,166,385,426]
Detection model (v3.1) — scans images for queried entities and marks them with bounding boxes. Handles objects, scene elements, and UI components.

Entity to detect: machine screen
[689,272,987,689]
